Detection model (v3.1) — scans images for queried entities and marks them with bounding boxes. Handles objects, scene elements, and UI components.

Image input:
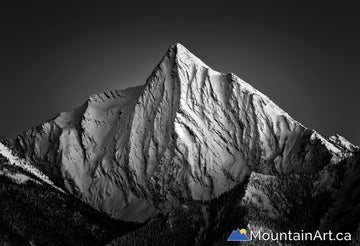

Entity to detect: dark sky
[1,1,359,145]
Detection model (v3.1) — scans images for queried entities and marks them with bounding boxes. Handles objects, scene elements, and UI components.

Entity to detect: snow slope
[0,142,63,191]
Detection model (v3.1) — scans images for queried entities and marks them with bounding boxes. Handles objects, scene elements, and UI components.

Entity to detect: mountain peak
[166,42,209,68]
[170,42,186,50]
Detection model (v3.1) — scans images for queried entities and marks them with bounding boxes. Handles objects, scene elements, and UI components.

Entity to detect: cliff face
[9,43,357,224]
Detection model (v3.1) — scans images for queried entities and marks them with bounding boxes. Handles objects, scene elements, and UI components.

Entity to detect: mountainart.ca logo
[227,228,352,242]
[227,229,250,241]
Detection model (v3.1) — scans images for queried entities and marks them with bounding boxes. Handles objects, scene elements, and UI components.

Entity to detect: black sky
[1,1,359,145]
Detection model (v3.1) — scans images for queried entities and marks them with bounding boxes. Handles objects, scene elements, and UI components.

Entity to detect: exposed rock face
[9,43,358,225]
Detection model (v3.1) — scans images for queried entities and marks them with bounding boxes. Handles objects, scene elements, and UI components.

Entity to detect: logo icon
[227,228,250,241]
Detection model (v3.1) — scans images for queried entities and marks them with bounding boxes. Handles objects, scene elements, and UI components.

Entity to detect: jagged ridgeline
[1,43,360,246]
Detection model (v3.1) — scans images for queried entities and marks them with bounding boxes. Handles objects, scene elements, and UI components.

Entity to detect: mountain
[1,43,360,245]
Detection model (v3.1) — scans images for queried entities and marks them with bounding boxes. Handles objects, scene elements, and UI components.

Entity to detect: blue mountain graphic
[227,229,250,241]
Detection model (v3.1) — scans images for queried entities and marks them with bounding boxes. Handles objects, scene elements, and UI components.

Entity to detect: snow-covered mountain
[2,43,360,245]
